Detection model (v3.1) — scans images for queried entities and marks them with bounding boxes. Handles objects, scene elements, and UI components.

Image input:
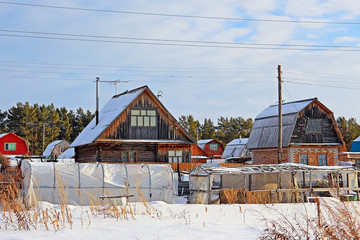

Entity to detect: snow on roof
[43,140,63,157]
[197,139,213,144]
[354,136,360,142]
[70,87,146,147]
[58,148,75,159]
[256,98,317,119]
[0,133,8,139]
[222,138,249,158]
[226,138,248,146]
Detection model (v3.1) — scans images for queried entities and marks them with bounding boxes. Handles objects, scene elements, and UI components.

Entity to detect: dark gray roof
[247,98,318,149]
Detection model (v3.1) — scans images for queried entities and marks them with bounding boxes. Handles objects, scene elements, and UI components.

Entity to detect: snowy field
[0,199,341,240]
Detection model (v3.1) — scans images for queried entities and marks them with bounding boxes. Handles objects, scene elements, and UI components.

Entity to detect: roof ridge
[269,97,318,107]
[112,85,148,99]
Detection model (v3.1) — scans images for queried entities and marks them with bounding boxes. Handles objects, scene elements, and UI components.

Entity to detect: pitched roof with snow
[43,140,64,157]
[71,86,195,147]
[247,98,339,150]
[58,147,75,159]
[70,86,145,147]
[222,138,249,158]
[0,133,9,139]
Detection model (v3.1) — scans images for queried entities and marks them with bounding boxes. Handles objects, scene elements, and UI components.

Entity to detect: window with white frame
[209,143,218,151]
[319,154,327,166]
[168,150,183,163]
[4,143,16,151]
[300,154,308,165]
[131,109,156,127]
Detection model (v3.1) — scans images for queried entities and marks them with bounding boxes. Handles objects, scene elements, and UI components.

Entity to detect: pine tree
[178,115,199,140]
[200,118,215,139]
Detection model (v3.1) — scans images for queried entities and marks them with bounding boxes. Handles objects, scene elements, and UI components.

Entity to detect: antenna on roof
[99,80,129,95]
[156,90,163,98]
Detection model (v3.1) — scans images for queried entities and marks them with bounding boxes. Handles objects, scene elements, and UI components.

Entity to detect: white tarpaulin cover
[21,160,178,206]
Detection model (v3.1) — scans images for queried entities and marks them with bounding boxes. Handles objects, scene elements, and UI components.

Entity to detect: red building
[0,132,29,156]
[197,139,224,159]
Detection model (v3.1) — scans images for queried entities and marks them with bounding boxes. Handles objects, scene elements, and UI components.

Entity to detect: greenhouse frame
[189,163,359,204]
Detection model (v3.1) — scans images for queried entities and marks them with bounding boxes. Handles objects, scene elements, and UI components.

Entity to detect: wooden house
[190,144,209,163]
[0,132,29,156]
[43,140,70,158]
[247,98,346,166]
[197,139,224,159]
[70,86,195,163]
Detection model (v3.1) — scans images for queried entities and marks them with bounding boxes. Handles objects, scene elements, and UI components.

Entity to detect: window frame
[319,154,327,166]
[209,143,219,151]
[130,109,157,127]
[305,119,322,134]
[4,143,16,151]
[300,154,309,165]
[122,151,137,163]
[168,150,183,163]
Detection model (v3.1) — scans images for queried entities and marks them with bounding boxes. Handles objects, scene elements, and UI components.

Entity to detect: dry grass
[259,199,360,240]
[0,158,162,232]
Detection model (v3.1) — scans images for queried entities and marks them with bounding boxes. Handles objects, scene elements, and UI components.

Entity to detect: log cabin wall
[100,91,190,142]
[291,103,340,144]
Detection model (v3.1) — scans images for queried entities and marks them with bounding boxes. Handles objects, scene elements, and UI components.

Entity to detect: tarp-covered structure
[189,163,359,204]
[21,160,178,206]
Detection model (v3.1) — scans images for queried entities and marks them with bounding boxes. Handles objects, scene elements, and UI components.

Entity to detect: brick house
[247,98,346,166]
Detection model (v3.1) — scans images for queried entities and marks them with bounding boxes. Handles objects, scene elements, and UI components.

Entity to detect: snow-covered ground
[0,199,337,240]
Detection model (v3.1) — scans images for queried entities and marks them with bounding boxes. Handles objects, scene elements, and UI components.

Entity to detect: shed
[70,86,195,163]
[247,98,345,166]
[197,139,224,159]
[221,138,250,162]
[58,147,75,159]
[43,140,70,158]
[0,132,29,156]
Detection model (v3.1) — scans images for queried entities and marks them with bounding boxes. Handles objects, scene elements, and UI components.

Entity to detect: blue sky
[1,0,360,123]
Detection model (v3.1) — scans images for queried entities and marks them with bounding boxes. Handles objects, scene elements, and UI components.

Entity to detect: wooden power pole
[96,77,99,125]
[278,65,282,164]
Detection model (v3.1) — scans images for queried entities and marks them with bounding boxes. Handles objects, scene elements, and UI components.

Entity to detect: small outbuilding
[43,140,70,158]
[0,132,29,156]
[221,138,251,163]
[197,139,224,159]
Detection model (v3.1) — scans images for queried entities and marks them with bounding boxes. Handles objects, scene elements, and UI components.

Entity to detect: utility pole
[278,65,282,164]
[96,77,99,125]
[42,124,45,154]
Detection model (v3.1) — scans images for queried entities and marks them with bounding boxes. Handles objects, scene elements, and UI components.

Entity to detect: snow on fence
[21,160,178,206]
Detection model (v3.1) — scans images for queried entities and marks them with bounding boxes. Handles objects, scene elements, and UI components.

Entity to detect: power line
[1,29,360,51]
[284,79,360,90]
[0,75,275,83]
[1,1,359,25]
[1,29,359,49]
[2,33,360,52]
[0,60,274,70]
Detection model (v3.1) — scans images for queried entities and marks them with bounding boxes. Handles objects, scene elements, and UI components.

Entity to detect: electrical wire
[1,1,359,25]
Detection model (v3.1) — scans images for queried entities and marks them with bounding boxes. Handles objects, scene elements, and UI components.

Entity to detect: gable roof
[43,140,65,157]
[71,86,194,147]
[247,98,342,149]
[198,139,222,150]
[222,138,249,158]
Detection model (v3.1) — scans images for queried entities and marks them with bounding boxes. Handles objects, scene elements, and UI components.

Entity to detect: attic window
[209,143,218,151]
[305,119,322,134]
[131,109,156,127]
